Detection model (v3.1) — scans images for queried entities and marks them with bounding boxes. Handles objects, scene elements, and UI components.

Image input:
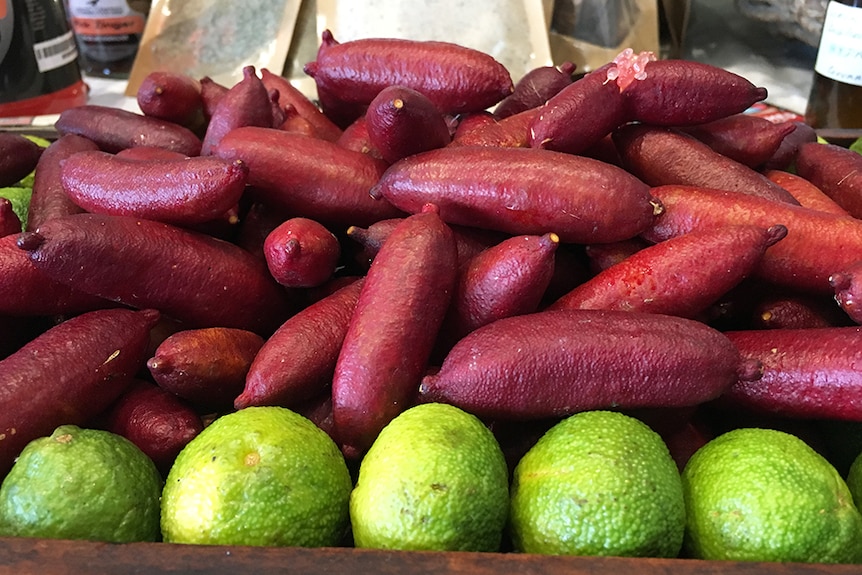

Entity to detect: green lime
[350,402,509,551]
[682,427,862,563]
[509,410,685,557]
[161,406,352,547]
[0,425,162,542]
[23,135,51,149]
[843,449,862,514]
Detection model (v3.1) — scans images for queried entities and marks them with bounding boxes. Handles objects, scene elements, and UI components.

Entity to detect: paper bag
[548,0,657,72]
[126,0,302,96]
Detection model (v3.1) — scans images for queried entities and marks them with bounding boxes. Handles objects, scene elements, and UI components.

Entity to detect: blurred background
[1,0,829,121]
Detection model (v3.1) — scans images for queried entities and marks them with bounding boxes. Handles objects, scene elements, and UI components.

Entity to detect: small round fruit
[509,410,685,557]
[263,217,341,288]
[0,425,162,543]
[160,406,352,547]
[682,427,862,563]
[350,402,509,551]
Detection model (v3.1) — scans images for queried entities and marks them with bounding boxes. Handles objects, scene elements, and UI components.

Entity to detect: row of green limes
[2,404,862,563]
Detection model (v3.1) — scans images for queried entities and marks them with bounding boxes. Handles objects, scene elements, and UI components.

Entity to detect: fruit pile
[2,31,862,563]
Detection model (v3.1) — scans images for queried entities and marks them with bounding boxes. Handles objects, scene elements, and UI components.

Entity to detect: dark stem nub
[15,231,45,252]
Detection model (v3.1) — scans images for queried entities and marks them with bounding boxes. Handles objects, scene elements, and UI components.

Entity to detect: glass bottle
[0,0,88,117]
[803,0,862,129]
[65,0,149,79]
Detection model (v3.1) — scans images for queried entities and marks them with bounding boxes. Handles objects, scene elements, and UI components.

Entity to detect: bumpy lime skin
[682,427,862,564]
[0,425,163,543]
[161,406,353,547]
[848,451,862,510]
[509,410,686,557]
[350,402,510,552]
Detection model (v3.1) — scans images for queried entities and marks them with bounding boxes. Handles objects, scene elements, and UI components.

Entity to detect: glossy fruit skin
[0,234,110,316]
[494,62,576,119]
[796,142,862,219]
[201,66,276,156]
[55,105,202,156]
[0,133,43,187]
[101,380,203,476]
[622,59,768,126]
[60,151,248,226]
[26,134,96,231]
[678,114,796,168]
[260,68,343,142]
[450,107,538,148]
[831,260,862,324]
[364,85,451,164]
[212,126,403,228]
[764,169,850,217]
[613,124,800,205]
[550,224,787,319]
[136,71,204,129]
[442,233,559,345]
[263,217,341,288]
[528,63,628,155]
[148,328,265,412]
[0,200,20,238]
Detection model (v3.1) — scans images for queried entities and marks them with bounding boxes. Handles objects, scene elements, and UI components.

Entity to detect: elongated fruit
[549,224,787,319]
[17,213,292,335]
[0,308,159,476]
[332,205,458,452]
[719,327,862,421]
[370,146,661,244]
[420,309,759,421]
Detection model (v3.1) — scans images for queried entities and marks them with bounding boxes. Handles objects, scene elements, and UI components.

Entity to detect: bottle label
[33,30,79,72]
[67,0,146,38]
[814,2,862,87]
[69,14,146,38]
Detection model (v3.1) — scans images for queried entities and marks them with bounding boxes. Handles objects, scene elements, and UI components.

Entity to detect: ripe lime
[0,424,162,542]
[682,427,862,563]
[161,406,352,547]
[350,402,509,551]
[509,410,685,557]
[848,451,862,510]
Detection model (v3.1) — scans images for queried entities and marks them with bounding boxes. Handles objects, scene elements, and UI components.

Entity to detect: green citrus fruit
[0,425,162,542]
[509,410,685,557]
[161,406,352,547]
[682,427,862,563]
[848,451,862,510]
[350,402,509,551]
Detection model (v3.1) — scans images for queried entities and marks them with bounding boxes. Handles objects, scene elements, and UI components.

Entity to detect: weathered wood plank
[0,537,859,575]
